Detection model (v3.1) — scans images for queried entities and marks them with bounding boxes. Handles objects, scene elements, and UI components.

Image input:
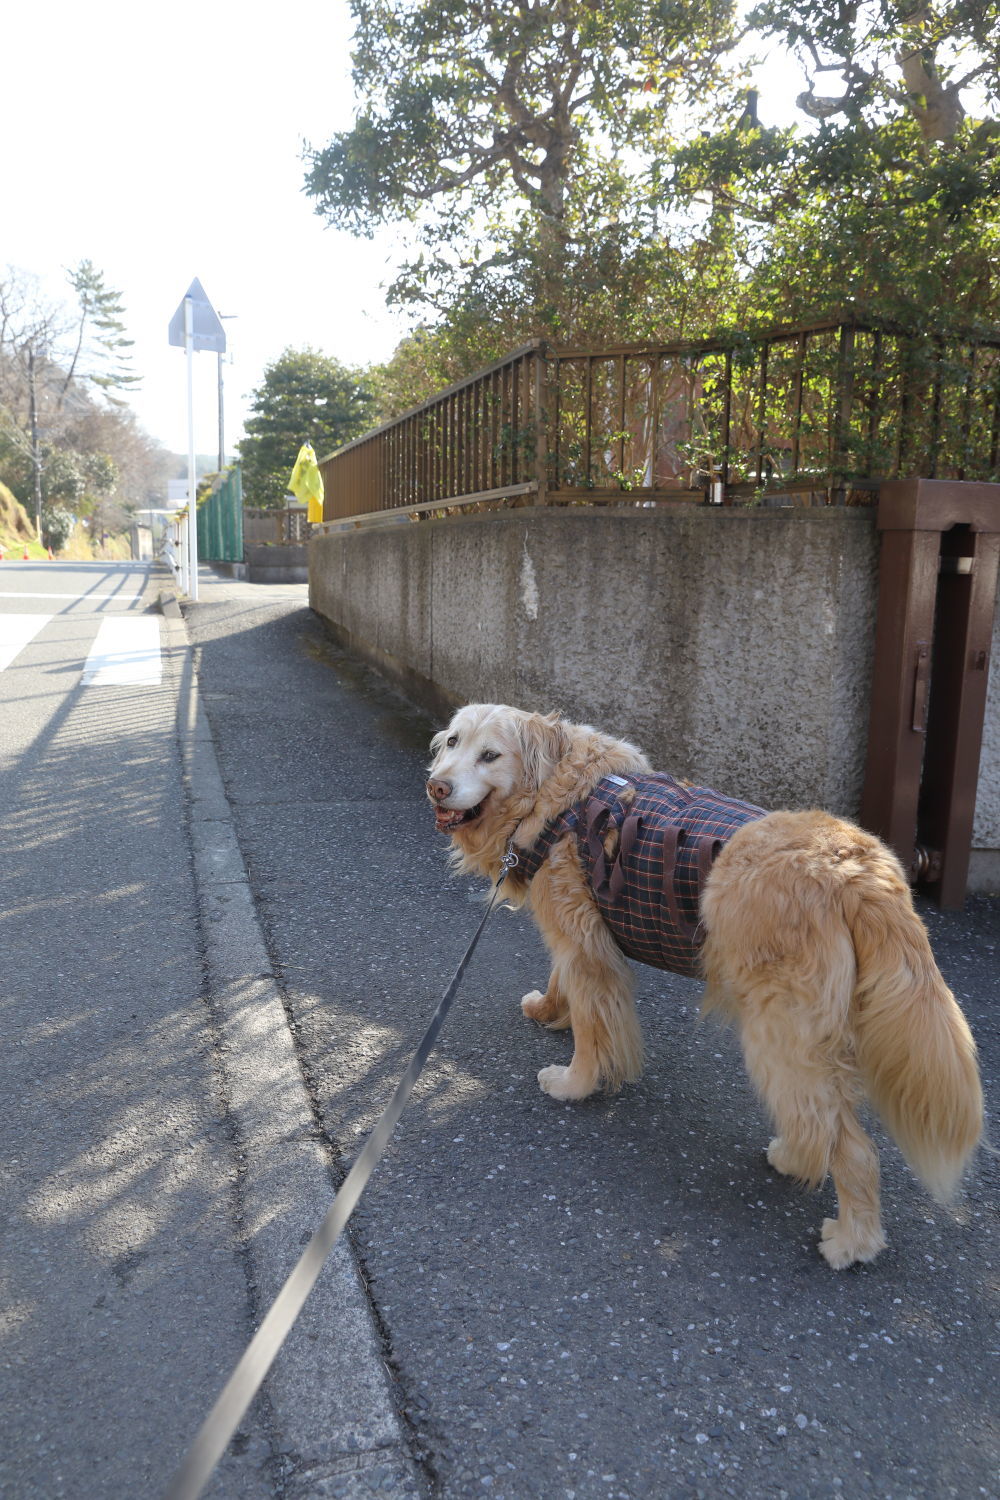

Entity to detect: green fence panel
[198,466,244,562]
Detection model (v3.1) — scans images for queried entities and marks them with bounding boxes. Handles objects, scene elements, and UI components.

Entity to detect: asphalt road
[0,561,273,1499]
[183,573,1000,1500]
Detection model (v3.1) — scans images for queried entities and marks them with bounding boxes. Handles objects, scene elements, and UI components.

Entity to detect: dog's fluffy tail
[847,864,983,1203]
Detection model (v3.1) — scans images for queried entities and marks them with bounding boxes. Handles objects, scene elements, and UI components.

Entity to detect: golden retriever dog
[426,703,983,1269]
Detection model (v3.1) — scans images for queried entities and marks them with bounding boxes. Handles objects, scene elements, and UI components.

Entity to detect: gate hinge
[911,845,943,883]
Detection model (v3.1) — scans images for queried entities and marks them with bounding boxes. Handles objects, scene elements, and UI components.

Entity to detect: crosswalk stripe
[0,590,147,605]
[0,614,53,671]
[81,617,163,686]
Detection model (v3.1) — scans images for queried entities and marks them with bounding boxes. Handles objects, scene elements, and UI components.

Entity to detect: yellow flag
[288,443,325,523]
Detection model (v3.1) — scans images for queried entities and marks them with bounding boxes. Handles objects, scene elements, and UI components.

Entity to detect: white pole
[184,295,200,602]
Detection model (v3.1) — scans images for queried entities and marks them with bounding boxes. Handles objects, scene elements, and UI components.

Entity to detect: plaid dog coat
[516,772,767,978]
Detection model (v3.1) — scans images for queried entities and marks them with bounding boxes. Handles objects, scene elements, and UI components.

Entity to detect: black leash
[164,840,519,1500]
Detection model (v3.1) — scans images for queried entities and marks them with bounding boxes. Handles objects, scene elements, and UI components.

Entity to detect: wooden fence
[318,320,1000,523]
[243,505,311,545]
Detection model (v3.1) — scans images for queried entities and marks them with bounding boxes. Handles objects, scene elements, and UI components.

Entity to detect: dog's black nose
[427,778,452,802]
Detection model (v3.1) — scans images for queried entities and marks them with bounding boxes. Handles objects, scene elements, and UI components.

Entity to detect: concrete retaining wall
[309,505,1000,886]
[245,543,309,584]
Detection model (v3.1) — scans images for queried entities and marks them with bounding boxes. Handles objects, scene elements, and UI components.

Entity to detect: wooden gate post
[861,479,1000,906]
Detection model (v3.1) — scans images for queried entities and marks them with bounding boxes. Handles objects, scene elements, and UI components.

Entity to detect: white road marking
[0,614,54,671]
[0,590,147,604]
[82,617,162,686]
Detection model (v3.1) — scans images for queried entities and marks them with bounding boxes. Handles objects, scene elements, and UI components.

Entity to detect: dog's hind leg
[705,927,887,1267]
[521,980,571,1030]
[818,1114,887,1268]
[741,993,886,1266]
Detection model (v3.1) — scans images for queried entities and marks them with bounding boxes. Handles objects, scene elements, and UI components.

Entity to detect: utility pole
[216,315,237,473]
[217,349,225,473]
[27,345,43,544]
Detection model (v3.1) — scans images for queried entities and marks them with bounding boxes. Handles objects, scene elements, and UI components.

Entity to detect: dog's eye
[446,734,458,748]
[479,748,500,763]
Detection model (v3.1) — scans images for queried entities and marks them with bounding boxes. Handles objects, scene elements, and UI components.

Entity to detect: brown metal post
[860,523,940,863]
[919,524,1000,905]
[861,478,1000,906]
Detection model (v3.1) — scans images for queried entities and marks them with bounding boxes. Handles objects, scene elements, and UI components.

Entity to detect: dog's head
[426,703,570,836]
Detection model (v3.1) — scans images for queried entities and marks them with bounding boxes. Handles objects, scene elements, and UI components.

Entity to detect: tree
[0,269,70,538]
[59,259,141,407]
[1,264,165,547]
[304,0,743,345]
[238,349,379,508]
[66,403,172,514]
[667,1,1000,330]
[308,0,998,419]
[41,505,76,552]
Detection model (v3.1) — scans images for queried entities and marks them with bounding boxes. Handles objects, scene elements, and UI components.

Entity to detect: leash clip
[499,839,520,875]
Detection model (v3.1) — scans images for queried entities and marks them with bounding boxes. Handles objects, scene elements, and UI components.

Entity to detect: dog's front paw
[537,1064,596,1101]
[819,1216,887,1270]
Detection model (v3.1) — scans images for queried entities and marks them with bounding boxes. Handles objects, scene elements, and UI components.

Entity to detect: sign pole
[184,295,200,602]
[169,278,226,600]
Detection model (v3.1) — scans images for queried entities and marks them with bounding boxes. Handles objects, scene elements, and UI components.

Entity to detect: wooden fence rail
[244,506,311,545]
[318,320,1000,524]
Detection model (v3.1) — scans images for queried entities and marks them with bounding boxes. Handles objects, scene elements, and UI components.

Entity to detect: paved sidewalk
[167,581,422,1500]
[183,567,999,1500]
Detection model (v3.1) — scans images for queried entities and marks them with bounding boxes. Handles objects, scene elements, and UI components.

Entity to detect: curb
[164,609,424,1499]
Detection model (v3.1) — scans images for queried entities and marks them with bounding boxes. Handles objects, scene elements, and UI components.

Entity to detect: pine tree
[59,259,141,407]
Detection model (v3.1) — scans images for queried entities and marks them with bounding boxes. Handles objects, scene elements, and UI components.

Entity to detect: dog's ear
[512,712,571,790]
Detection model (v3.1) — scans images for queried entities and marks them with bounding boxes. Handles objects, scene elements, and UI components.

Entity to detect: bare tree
[0,270,69,539]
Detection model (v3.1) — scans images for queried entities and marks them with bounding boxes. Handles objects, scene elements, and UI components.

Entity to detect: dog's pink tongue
[435,807,464,831]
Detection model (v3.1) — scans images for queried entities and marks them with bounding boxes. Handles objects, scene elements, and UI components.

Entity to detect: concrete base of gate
[969,849,1000,894]
[245,543,308,584]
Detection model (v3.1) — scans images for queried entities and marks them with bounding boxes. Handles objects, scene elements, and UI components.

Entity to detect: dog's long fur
[426,703,984,1268]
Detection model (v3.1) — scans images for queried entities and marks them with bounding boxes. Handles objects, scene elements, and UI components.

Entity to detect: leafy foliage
[306,0,743,353]
[666,0,1000,330]
[0,264,168,549]
[40,505,76,552]
[312,0,998,415]
[60,259,141,405]
[237,348,380,508]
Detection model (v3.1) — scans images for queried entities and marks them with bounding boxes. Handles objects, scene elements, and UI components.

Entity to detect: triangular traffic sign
[168,278,227,353]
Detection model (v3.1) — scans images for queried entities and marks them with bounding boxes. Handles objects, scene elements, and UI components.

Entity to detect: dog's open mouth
[434,798,486,832]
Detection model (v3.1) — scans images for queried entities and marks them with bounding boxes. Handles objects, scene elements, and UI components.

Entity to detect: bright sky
[5,2,809,470]
[5,0,405,462]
